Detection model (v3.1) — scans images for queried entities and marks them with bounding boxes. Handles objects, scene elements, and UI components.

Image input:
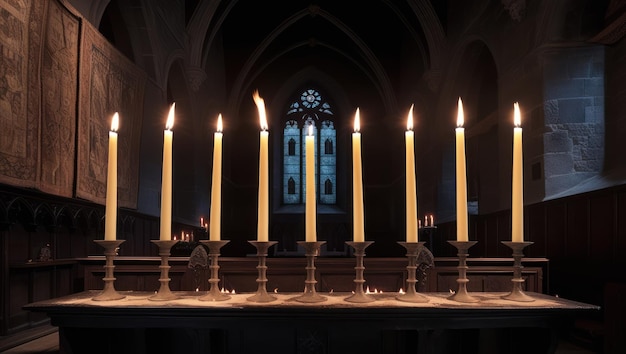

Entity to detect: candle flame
[514,102,521,127]
[354,108,360,132]
[253,90,268,130]
[407,104,414,131]
[456,97,464,127]
[308,124,313,136]
[111,112,119,132]
[217,114,223,132]
[166,103,175,130]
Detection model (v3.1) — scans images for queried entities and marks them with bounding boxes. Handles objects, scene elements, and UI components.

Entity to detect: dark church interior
[1,0,625,353]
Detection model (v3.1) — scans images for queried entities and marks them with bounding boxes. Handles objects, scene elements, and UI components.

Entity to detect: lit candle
[305,124,317,242]
[160,103,175,240]
[209,114,223,241]
[455,98,468,242]
[104,112,119,241]
[405,105,418,242]
[253,91,269,242]
[352,108,364,242]
[512,102,524,242]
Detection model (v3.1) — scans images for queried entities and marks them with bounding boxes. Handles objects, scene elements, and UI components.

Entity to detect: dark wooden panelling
[8,271,28,330]
[527,204,546,256]
[7,227,29,263]
[430,266,542,293]
[80,257,546,297]
[546,202,567,258]
[483,214,500,257]
[31,270,51,302]
[55,230,73,259]
[566,200,589,258]
[7,261,76,334]
[589,194,614,260]
[615,191,626,261]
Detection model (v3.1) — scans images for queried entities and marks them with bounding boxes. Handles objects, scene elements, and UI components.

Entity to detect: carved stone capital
[502,0,526,22]
[422,69,442,93]
[186,66,207,92]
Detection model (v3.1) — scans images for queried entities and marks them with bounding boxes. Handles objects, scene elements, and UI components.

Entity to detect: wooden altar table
[25,290,599,354]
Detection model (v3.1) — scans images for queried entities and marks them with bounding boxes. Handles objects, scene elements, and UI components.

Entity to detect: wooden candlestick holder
[501,241,535,302]
[92,240,126,301]
[247,241,278,303]
[396,241,429,303]
[149,240,180,301]
[447,240,480,303]
[345,241,375,303]
[292,241,327,303]
[199,240,230,301]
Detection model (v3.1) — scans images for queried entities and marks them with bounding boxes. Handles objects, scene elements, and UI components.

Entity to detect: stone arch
[226,6,398,116]
[97,0,159,82]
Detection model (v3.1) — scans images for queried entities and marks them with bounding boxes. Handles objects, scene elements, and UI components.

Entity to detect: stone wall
[541,46,605,198]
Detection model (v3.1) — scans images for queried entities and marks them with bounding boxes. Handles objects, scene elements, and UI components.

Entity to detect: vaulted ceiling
[91,0,449,118]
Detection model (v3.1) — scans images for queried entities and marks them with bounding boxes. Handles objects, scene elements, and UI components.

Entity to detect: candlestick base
[149,240,180,301]
[247,241,278,303]
[199,240,231,301]
[344,241,375,303]
[396,242,429,303]
[447,240,480,303]
[92,240,126,301]
[501,241,535,302]
[292,241,327,303]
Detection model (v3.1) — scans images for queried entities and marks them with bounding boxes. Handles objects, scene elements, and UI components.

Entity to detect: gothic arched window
[282,88,336,205]
[324,179,333,195]
[325,139,333,155]
[288,138,296,156]
[288,177,296,195]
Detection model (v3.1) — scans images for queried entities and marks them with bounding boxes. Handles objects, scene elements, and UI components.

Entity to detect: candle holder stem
[293,241,327,303]
[149,240,179,301]
[199,240,230,301]
[501,241,535,302]
[92,240,126,301]
[247,241,278,302]
[345,241,375,303]
[396,242,429,303]
[447,240,479,303]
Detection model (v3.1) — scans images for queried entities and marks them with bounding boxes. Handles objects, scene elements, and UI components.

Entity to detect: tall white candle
[352,109,364,242]
[209,114,223,241]
[406,105,418,243]
[455,98,468,242]
[512,102,524,242]
[305,125,317,242]
[104,112,119,241]
[253,91,269,242]
[160,103,175,241]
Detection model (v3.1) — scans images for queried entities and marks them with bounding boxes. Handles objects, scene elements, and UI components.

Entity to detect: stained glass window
[282,89,335,205]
